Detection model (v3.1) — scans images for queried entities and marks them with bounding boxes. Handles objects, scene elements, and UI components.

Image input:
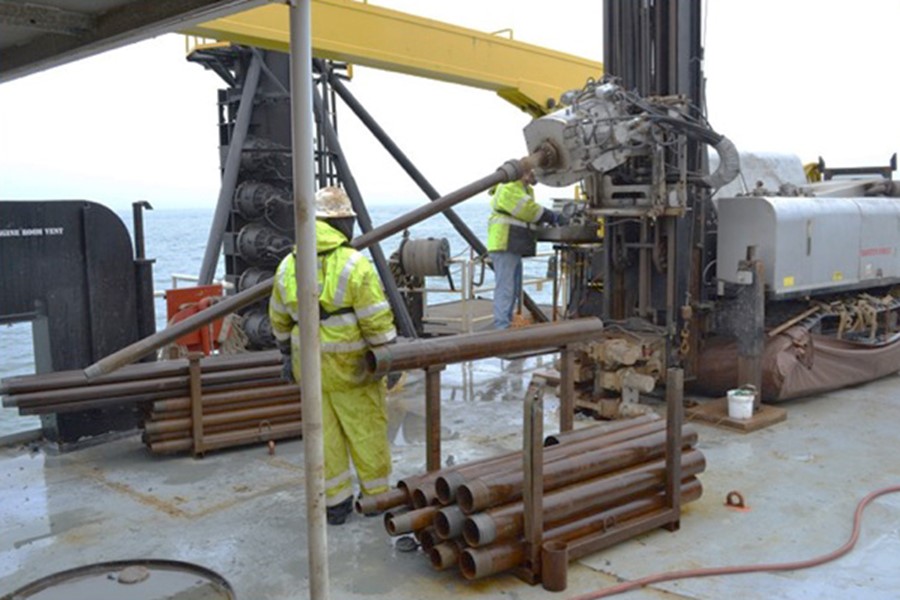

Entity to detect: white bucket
[727,389,755,420]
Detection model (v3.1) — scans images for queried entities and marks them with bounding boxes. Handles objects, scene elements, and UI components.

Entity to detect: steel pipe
[462,450,706,547]
[543,414,660,446]
[356,488,409,516]
[151,384,299,413]
[436,419,669,506]
[16,377,287,416]
[144,415,300,441]
[10,366,281,408]
[351,147,553,250]
[82,148,556,380]
[459,479,702,580]
[144,402,301,436]
[148,420,301,454]
[385,505,438,536]
[458,428,697,514]
[367,318,604,375]
[433,505,466,540]
[1,350,281,399]
[429,540,464,571]
[416,527,439,554]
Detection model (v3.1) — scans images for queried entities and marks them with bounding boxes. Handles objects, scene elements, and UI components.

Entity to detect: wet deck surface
[2,355,900,599]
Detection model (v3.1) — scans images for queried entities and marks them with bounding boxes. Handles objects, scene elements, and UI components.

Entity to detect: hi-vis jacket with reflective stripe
[487,180,546,252]
[269,220,397,391]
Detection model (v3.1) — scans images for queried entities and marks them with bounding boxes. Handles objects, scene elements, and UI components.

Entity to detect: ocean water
[0,201,558,436]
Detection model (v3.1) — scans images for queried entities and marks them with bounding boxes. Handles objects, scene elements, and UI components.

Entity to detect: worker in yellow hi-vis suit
[269,187,397,525]
[487,168,560,329]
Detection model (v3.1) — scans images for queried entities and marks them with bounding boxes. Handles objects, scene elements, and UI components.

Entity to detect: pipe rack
[365,318,604,471]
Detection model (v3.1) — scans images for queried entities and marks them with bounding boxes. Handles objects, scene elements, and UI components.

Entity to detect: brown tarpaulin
[694,327,900,402]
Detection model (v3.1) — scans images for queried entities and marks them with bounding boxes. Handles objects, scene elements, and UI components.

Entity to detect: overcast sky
[1,0,898,211]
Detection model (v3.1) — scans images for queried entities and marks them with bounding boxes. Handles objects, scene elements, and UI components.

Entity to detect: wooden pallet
[685,397,787,433]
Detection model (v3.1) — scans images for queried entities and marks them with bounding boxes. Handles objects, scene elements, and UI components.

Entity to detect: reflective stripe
[272,329,291,342]
[490,214,533,228]
[366,329,397,346]
[321,311,358,327]
[325,469,352,492]
[360,476,389,492]
[278,261,293,291]
[321,339,367,353]
[269,295,288,315]
[326,489,353,506]
[510,195,532,219]
[332,252,362,307]
[356,300,390,319]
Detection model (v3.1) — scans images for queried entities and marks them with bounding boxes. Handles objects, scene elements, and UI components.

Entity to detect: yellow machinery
[185,0,603,117]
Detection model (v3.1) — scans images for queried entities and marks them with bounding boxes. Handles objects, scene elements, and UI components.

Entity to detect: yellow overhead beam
[185,0,603,117]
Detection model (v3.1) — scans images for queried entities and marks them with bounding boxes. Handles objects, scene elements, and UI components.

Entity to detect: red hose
[570,484,900,599]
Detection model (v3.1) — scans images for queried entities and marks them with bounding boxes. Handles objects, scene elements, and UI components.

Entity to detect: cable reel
[398,237,454,292]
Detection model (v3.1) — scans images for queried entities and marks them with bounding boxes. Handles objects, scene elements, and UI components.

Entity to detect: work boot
[326,497,354,526]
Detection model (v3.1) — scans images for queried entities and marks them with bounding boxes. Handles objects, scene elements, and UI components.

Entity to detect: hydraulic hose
[570,484,900,599]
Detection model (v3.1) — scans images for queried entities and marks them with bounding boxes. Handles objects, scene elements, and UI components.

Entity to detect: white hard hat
[315,186,356,219]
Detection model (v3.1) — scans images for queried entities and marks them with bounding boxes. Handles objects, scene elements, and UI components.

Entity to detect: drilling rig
[521,2,900,418]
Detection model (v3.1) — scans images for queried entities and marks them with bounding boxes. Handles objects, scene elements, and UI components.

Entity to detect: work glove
[277,340,294,383]
[538,209,560,226]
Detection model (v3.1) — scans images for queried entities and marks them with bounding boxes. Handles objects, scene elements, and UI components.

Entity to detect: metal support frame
[425,365,445,472]
[514,366,684,590]
[321,67,548,324]
[188,352,206,457]
[310,83,417,338]
[199,51,262,285]
[736,252,765,410]
[558,346,575,433]
[521,381,544,582]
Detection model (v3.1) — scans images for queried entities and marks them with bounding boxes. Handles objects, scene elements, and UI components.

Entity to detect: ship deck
[2,354,900,599]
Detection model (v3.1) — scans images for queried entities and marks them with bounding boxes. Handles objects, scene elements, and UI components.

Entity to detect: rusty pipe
[357,488,409,516]
[458,428,697,514]
[82,150,556,380]
[430,540,465,571]
[151,384,299,413]
[543,414,660,446]
[459,479,702,580]
[416,527,440,554]
[367,318,604,375]
[143,414,300,441]
[0,350,281,399]
[436,419,669,506]
[144,402,302,436]
[11,366,282,408]
[434,505,466,540]
[151,393,299,417]
[18,378,286,416]
[352,149,552,249]
[385,505,438,536]
[148,420,301,454]
[463,450,705,547]
[411,482,440,508]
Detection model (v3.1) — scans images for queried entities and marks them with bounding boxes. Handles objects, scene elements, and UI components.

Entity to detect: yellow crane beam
[185,0,603,117]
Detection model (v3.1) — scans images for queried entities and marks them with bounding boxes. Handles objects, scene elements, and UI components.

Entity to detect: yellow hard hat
[315,186,356,219]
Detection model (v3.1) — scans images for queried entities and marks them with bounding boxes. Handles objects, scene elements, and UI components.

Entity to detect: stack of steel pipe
[359,414,704,580]
[142,381,302,454]
[1,350,302,455]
